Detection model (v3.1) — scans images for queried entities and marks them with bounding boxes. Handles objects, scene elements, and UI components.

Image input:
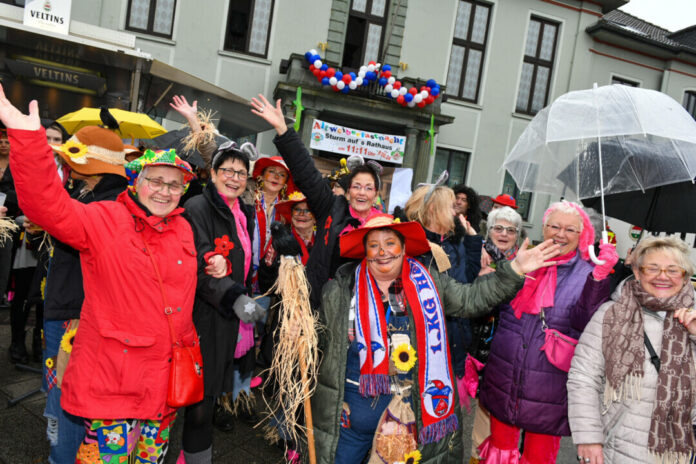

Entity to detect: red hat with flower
[492,193,518,209]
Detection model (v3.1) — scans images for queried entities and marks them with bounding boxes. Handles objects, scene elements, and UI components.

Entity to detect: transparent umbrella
[503,84,696,261]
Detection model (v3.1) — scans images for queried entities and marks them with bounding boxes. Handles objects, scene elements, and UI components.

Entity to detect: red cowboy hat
[340,214,431,259]
[492,194,518,209]
[275,192,310,223]
[252,155,296,194]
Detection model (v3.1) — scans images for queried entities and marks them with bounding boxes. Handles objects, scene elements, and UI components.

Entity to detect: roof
[587,10,696,55]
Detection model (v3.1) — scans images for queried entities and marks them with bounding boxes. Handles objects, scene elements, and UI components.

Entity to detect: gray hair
[486,206,522,240]
[543,201,584,232]
[634,236,695,278]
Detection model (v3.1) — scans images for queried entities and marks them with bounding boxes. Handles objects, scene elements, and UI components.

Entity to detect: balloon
[355,77,364,86]
[426,79,437,88]
[414,94,423,103]
[309,64,315,71]
[335,71,343,80]
[313,59,322,68]
[341,86,350,93]
[343,74,352,83]
[304,51,312,61]
[319,70,327,79]
[396,95,405,104]
[408,100,416,107]
[384,84,393,93]
[382,64,391,71]
[368,61,376,66]
[382,70,392,79]
[431,86,440,96]
[417,101,426,108]
[367,71,377,80]
[404,93,413,102]
[349,81,357,90]
[409,87,418,95]
[329,76,338,86]
[358,70,366,78]
[321,64,328,71]
[420,90,429,98]
[309,49,318,56]
[326,68,336,77]
[425,95,435,104]
[336,80,345,89]
[350,72,357,79]
[378,77,388,86]
[321,77,330,86]
[367,64,375,72]
[388,76,396,85]
[390,89,399,98]
[360,66,368,72]
[399,87,408,95]
[313,69,320,77]
[393,81,402,90]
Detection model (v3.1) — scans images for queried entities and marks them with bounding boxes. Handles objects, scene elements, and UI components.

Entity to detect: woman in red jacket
[0,86,199,464]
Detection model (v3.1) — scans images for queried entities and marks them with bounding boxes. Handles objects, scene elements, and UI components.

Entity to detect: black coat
[184,183,255,395]
[43,175,127,321]
[273,129,359,308]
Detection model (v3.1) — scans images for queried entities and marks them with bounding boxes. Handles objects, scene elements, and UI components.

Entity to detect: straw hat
[52,126,128,178]
[252,155,297,194]
[339,214,430,259]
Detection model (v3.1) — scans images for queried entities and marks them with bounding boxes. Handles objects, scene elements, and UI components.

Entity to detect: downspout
[129,59,143,112]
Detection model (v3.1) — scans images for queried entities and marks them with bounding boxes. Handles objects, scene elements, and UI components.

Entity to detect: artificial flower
[45,357,54,369]
[61,140,89,163]
[404,450,422,464]
[392,343,417,372]
[214,235,234,257]
[60,327,78,354]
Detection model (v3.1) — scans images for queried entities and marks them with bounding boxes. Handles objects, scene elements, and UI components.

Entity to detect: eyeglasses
[265,168,287,179]
[544,223,580,235]
[490,225,518,235]
[350,184,376,193]
[292,208,312,216]
[143,177,185,195]
[639,265,687,279]
[217,167,248,180]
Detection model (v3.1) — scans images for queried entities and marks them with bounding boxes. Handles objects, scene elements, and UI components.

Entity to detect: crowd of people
[0,84,695,464]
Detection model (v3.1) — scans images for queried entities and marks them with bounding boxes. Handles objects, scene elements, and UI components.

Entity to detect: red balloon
[393,81,402,90]
[326,68,336,77]
[396,95,405,104]
[312,69,320,77]
[425,86,432,94]
[309,64,315,71]
[409,87,418,95]
[319,70,327,79]
[382,70,392,79]
[420,85,427,92]
[417,101,426,108]
[368,61,376,66]
[342,74,352,83]
[332,85,340,92]
[425,95,435,104]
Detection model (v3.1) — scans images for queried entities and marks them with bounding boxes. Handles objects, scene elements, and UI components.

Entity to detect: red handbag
[143,238,204,408]
[539,308,578,372]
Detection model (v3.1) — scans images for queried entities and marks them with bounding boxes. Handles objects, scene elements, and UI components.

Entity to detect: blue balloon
[382,64,392,71]
[321,77,330,86]
[341,86,350,93]
[321,64,328,71]
[312,54,322,63]
[335,71,343,80]
[304,52,312,61]
[404,93,413,102]
[378,77,388,86]
[426,79,437,88]
[349,72,357,79]
[366,71,376,80]
[431,86,440,96]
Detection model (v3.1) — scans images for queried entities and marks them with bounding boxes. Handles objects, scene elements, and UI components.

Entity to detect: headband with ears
[212,140,259,168]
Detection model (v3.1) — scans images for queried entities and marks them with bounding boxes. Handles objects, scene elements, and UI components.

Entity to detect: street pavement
[0,309,578,463]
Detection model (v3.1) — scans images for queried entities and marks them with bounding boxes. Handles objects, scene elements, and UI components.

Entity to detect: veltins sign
[310,119,406,165]
[23,0,72,35]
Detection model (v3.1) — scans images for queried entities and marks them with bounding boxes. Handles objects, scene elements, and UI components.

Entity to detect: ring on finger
[585,459,590,463]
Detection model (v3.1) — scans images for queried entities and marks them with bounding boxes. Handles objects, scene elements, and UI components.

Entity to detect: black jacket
[184,183,255,395]
[43,175,128,321]
[273,129,359,308]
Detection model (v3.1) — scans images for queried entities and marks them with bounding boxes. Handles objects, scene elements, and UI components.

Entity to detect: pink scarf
[341,206,382,235]
[510,251,577,318]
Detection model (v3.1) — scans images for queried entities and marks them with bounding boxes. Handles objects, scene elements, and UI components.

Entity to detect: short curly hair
[633,236,695,278]
[452,184,482,230]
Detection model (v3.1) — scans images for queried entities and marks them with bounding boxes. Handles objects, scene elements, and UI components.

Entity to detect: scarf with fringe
[354,257,458,445]
[602,278,695,463]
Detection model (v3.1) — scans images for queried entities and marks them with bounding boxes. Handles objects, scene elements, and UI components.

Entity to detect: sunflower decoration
[60,140,89,164]
[404,450,422,464]
[391,343,417,372]
[60,326,78,354]
[45,357,54,369]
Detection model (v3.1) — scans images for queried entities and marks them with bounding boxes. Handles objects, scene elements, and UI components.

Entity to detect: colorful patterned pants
[74,413,176,464]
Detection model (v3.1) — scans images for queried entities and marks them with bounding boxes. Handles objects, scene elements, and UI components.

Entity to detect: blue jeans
[43,319,85,464]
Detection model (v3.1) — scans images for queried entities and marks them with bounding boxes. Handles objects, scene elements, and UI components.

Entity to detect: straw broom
[266,254,320,464]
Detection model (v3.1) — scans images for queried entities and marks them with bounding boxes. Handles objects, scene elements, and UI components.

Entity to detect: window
[502,171,531,220]
[611,76,639,87]
[342,0,388,69]
[0,0,24,5]
[684,91,696,120]
[432,148,470,187]
[126,0,177,38]
[445,1,491,102]
[223,0,274,57]
[516,17,559,115]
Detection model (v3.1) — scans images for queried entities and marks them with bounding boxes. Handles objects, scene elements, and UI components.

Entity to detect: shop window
[611,76,639,87]
[432,148,470,187]
[516,17,559,115]
[223,0,274,57]
[684,91,696,120]
[502,171,531,220]
[445,0,491,103]
[342,0,388,69]
[126,0,177,38]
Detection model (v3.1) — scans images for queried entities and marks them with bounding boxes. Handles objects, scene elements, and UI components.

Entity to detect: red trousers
[479,415,561,464]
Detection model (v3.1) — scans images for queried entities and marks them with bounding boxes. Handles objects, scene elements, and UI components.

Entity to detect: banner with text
[310,119,406,165]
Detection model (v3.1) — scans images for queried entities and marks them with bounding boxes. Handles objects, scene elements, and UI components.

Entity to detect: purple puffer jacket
[479,254,610,436]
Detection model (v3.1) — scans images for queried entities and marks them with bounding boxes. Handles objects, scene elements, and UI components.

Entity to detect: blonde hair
[633,236,695,278]
[404,185,455,233]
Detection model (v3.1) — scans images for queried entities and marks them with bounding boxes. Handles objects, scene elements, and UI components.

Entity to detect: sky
[619,0,696,32]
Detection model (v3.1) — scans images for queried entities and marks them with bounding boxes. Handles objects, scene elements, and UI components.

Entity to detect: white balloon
[336,81,346,90]
[355,77,364,86]
[414,94,423,103]
[408,100,416,107]
[360,66,368,72]
[399,87,408,96]
[421,90,429,98]
[384,84,393,93]
[391,89,400,98]
[388,76,396,85]
[329,77,338,86]
[367,64,375,72]
[309,49,318,55]
[358,71,366,78]
[349,81,357,90]
[313,59,322,68]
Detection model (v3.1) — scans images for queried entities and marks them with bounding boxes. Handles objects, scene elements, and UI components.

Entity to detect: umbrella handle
[587,231,609,265]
